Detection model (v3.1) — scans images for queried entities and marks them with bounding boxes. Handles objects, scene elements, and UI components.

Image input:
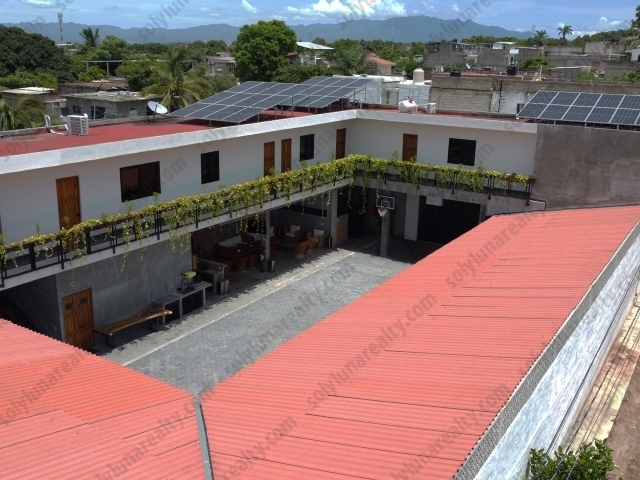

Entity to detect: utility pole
[58,12,64,44]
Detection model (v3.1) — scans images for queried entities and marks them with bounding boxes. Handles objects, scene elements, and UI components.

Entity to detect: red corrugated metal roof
[202,205,640,479]
[0,322,203,480]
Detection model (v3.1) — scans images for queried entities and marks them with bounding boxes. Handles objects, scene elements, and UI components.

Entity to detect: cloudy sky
[6,0,637,36]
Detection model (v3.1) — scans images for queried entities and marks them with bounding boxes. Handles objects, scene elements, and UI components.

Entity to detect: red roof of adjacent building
[0,321,203,479]
[367,53,396,66]
[202,205,640,479]
[0,122,212,157]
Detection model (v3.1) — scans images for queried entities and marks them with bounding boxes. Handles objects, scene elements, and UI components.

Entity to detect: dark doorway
[418,198,480,245]
[338,186,367,239]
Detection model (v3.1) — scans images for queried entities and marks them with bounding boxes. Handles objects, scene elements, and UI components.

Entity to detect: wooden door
[402,134,418,161]
[264,141,275,176]
[335,128,346,159]
[56,176,81,229]
[62,289,95,350]
[281,139,292,172]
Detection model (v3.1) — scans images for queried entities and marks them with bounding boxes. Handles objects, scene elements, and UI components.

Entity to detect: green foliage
[98,35,128,60]
[0,97,44,131]
[233,20,297,82]
[127,43,170,55]
[557,25,574,42]
[518,56,556,71]
[0,26,76,82]
[115,59,159,91]
[0,71,57,89]
[532,30,549,46]
[611,65,640,83]
[571,29,633,46]
[77,65,107,82]
[272,63,335,83]
[312,37,327,46]
[632,5,640,31]
[526,439,621,480]
[80,27,100,48]
[209,73,238,95]
[333,45,376,75]
[141,45,212,111]
[576,70,600,81]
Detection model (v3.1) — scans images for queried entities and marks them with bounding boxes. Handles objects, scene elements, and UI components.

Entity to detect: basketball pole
[380,208,390,258]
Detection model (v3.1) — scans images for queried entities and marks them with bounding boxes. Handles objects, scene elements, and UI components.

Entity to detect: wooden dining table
[218,243,261,261]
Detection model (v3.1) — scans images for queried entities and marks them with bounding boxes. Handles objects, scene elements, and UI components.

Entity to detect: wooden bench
[94,304,172,348]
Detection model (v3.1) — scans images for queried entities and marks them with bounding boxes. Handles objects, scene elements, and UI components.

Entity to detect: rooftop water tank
[413,68,425,85]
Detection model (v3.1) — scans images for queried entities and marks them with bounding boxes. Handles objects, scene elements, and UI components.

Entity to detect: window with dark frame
[300,134,315,161]
[201,151,220,184]
[72,105,82,114]
[447,138,477,166]
[120,162,160,202]
[91,106,105,119]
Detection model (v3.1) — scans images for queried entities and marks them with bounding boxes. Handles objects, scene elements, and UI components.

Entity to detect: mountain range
[3,16,529,45]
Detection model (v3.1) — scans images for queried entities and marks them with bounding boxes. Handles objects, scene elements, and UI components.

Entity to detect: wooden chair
[293,240,308,259]
[306,236,319,256]
[247,252,259,269]
[235,255,248,272]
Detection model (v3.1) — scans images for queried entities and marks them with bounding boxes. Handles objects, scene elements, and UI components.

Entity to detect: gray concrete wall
[404,193,419,241]
[469,221,640,480]
[1,275,61,339]
[55,238,190,333]
[533,124,640,209]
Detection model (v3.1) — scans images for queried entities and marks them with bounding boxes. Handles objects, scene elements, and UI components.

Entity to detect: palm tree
[0,97,45,131]
[141,45,212,112]
[557,25,573,43]
[80,27,100,47]
[533,30,549,46]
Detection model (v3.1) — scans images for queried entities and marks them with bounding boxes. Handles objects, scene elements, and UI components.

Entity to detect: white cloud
[241,0,259,14]
[451,4,460,13]
[284,0,406,21]
[421,1,436,13]
[103,5,118,11]
[570,16,630,37]
[20,0,53,6]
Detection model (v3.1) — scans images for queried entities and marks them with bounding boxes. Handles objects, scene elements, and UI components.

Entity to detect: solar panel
[550,92,579,105]
[611,109,640,125]
[171,77,374,123]
[517,103,548,119]
[539,105,569,120]
[572,93,601,107]
[586,107,616,123]
[517,90,640,126]
[595,94,624,108]
[563,106,593,122]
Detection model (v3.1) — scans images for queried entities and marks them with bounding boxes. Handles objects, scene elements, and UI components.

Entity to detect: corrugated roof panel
[0,321,204,480]
[202,205,640,479]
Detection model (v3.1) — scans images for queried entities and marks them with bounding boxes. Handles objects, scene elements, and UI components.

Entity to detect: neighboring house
[205,55,236,76]
[366,54,395,75]
[60,91,162,119]
[58,80,127,94]
[1,87,66,118]
[627,48,640,62]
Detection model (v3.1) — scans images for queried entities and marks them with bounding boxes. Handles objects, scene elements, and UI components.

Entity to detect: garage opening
[418,198,480,245]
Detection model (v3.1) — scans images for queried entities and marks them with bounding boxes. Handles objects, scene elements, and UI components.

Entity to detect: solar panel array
[517,91,640,126]
[170,76,373,123]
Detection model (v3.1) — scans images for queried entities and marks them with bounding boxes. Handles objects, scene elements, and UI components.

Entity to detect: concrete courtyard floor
[102,236,439,395]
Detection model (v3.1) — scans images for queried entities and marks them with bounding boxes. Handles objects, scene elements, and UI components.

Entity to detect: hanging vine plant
[0,155,534,273]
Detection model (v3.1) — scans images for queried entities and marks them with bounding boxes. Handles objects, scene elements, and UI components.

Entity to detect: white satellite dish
[148,101,168,114]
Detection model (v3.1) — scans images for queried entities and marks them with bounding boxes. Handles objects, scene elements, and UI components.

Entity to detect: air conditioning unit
[426,103,437,114]
[67,114,89,136]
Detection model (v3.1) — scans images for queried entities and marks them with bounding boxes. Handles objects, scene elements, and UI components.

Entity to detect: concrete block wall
[461,223,640,479]
[55,238,190,333]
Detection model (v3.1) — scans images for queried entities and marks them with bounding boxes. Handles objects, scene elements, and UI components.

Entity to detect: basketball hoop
[378,207,388,217]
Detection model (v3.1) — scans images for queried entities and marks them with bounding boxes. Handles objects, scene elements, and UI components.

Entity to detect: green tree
[557,25,573,43]
[141,45,212,112]
[77,65,107,82]
[0,97,44,131]
[532,30,549,46]
[526,439,621,480]
[99,35,128,60]
[80,27,100,48]
[0,26,76,82]
[206,40,230,53]
[233,20,297,82]
[210,73,238,94]
[115,58,159,91]
[632,5,640,31]
[333,45,376,75]
[272,63,335,83]
[518,56,556,71]
[0,72,58,89]
[311,37,327,46]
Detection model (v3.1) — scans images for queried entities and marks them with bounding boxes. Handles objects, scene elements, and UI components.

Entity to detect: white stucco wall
[0,110,536,243]
[346,113,537,175]
[457,222,640,480]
